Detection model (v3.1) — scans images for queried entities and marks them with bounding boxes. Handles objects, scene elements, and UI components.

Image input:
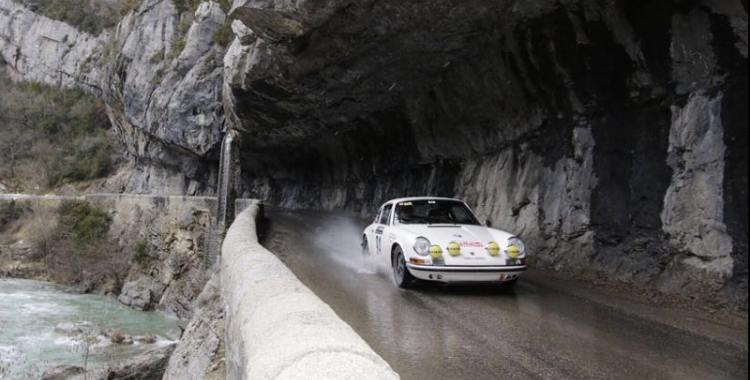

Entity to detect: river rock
[40,365,84,380]
[118,277,155,311]
[85,344,176,380]
[100,328,135,345]
[54,322,82,336]
[134,334,158,344]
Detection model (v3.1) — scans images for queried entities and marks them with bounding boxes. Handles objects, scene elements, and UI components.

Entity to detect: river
[0,278,179,379]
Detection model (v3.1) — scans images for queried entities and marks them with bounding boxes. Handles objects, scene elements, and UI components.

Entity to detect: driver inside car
[396,204,415,223]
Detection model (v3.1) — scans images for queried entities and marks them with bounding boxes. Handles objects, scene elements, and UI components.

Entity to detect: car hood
[398,224,511,245]
[398,224,518,264]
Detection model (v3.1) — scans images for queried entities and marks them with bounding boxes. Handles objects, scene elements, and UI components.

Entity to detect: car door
[375,203,393,258]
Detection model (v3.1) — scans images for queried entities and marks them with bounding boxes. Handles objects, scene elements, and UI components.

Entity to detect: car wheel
[392,246,414,288]
[362,236,370,256]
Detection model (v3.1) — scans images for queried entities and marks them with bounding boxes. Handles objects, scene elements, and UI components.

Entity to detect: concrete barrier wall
[222,202,400,380]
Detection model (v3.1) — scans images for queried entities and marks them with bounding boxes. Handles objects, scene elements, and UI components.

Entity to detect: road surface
[260,208,748,380]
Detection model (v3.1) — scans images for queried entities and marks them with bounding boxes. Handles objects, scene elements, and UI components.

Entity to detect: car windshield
[394,200,481,225]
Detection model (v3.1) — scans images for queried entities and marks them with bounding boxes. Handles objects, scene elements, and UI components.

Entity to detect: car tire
[362,236,370,256]
[392,246,414,289]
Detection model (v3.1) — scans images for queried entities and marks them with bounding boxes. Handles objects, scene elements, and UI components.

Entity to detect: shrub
[174,0,232,14]
[0,64,116,191]
[168,39,187,60]
[0,201,27,232]
[56,201,112,246]
[119,0,143,17]
[216,0,232,13]
[36,200,127,289]
[47,143,113,187]
[212,21,234,47]
[27,202,56,258]
[132,238,151,267]
[172,0,202,13]
[11,0,124,35]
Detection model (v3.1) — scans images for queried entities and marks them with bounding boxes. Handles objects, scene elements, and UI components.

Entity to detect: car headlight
[507,237,525,258]
[413,237,431,256]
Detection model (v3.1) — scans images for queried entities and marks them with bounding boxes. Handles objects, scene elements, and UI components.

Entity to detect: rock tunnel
[3,0,742,307]
[220,0,747,307]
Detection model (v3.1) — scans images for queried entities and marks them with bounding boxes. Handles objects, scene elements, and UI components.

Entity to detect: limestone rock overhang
[225,0,536,150]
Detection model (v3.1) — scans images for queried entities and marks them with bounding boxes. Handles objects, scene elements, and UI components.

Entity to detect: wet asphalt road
[259,208,748,380]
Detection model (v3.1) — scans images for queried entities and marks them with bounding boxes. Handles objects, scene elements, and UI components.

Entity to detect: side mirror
[485,220,492,228]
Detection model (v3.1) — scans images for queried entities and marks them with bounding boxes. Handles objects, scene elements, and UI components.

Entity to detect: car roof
[381,196,464,206]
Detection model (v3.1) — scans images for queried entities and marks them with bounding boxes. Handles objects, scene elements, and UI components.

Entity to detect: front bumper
[406,264,527,282]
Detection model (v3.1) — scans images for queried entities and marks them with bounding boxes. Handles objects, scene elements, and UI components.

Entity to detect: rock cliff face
[104,195,215,320]
[0,0,106,89]
[0,0,226,195]
[225,0,747,307]
[1,0,746,306]
[107,0,226,194]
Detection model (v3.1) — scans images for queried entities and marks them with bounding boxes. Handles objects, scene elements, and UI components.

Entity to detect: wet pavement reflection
[260,208,748,380]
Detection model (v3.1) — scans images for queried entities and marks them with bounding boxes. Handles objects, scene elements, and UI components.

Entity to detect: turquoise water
[0,278,179,379]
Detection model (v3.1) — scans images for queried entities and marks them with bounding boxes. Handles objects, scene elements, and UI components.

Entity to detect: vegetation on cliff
[0,199,128,293]
[11,0,141,35]
[0,62,119,193]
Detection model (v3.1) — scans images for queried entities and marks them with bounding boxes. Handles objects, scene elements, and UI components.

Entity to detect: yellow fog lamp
[429,245,444,259]
[507,246,521,259]
[447,242,461,256]
[487,241,501,256]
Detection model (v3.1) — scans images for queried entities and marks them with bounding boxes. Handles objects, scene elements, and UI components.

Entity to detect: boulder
[118,277,156,310]
[53,322,82,336]
[86,344,176,380]
[40,365,84,380]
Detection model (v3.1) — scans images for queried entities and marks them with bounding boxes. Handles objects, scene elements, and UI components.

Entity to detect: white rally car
[362,197,527,289]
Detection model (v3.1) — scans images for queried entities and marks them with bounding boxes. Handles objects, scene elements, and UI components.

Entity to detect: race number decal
[375,226,384,256]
